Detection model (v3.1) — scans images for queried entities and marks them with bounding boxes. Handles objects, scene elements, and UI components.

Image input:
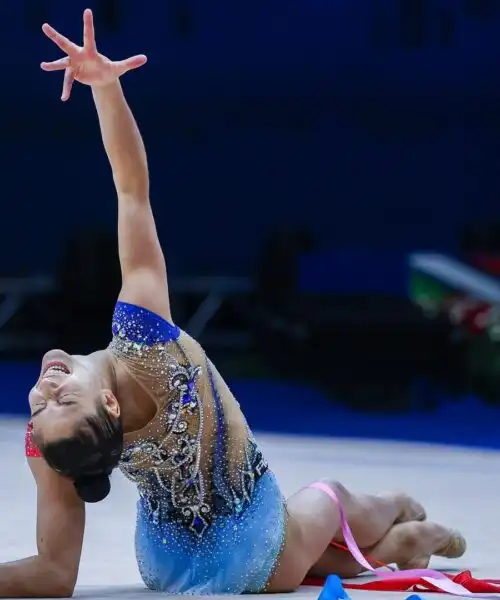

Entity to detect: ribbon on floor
[304,570,500,595]
[307,482,499,597]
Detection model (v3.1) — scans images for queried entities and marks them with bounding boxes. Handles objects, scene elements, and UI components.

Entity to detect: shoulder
[111,301,180,346]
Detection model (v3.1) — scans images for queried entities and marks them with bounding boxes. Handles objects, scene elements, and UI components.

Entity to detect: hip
[134,469,287,594]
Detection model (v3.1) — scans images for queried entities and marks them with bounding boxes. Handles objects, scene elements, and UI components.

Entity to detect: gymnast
[0,9,466,597]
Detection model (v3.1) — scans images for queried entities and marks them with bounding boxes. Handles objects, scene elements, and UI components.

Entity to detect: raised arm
[92,82,171,320]
[0,457,84,598]
[41,9,171,321]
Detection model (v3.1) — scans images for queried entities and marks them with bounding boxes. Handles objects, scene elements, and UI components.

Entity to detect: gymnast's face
[29,349,109,443]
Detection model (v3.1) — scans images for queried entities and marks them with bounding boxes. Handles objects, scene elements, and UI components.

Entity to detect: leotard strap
[25,421,42,458]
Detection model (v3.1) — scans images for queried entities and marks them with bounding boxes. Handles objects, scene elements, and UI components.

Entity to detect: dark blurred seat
[53,229,121,353]
[254,234,460,411]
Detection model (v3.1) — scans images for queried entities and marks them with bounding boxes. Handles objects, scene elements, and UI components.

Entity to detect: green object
[410,271,452,315]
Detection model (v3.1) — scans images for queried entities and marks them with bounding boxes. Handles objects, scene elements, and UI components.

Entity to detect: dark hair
[39,403,123,503]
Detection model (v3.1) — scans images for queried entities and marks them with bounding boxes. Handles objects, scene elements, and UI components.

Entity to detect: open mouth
[42,361,71,377]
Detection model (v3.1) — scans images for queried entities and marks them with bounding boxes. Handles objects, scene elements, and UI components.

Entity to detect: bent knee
[317,479,352,503]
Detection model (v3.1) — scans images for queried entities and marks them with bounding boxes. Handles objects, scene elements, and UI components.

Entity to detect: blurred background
[0,0,500,448]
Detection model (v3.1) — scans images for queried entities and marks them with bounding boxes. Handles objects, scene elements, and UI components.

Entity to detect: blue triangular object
[318,575,352,600]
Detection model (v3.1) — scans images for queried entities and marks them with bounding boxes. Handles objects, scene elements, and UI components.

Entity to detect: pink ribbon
[309,482,497,597]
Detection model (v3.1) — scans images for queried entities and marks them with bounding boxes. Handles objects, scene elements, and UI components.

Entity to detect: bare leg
[298,480,426,548]
[267,480,463,593]
[331,489,426,546]
[267,480,428,592]
[310,521,467,579]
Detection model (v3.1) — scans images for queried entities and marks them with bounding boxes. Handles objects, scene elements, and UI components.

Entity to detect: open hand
[41,8,147,101]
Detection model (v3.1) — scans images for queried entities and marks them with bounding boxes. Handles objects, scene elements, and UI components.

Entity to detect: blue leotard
[109,301,287,594]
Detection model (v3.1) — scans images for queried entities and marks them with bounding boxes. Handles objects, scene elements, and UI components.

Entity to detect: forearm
[92,81,149,199]
[0,556,72,598]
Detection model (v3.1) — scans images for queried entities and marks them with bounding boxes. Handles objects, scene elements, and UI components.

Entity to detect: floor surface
[0,418,495,599]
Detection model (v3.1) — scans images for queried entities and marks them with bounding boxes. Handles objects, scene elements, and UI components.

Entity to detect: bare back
[107,301,269,536]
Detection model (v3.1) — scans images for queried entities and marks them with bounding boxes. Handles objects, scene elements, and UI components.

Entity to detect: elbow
[54,568,77,598]
[33,580,74,598]
[45,589,73,598]
[44,564,76,598]
[41,577,75,598]
[51,582,75,598]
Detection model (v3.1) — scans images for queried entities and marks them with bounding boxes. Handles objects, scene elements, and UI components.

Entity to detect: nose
[37,377,60,397]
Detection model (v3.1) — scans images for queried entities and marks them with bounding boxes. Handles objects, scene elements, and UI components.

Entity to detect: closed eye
[32,399,78,417]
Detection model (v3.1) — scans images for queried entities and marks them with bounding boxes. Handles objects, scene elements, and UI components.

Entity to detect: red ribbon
[302,540,500,594]
[303,570,500,594]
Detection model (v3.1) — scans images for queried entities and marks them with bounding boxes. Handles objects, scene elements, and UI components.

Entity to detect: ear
[102,389,120,418]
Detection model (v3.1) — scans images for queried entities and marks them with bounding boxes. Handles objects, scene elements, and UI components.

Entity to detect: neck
[87,350,118,394]
[93,350,147,433]
[88,350,135,431]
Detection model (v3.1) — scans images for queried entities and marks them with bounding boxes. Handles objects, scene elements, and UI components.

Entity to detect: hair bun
[74,474,111,503]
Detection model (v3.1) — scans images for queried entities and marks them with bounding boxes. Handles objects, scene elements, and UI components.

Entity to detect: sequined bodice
[108,302,268,537]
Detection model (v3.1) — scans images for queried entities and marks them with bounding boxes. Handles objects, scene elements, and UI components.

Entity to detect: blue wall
[0,0,499,275]
[2,2,499,448]
[4,361,500,449]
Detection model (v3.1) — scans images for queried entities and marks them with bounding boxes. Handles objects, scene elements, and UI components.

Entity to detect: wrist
[91,80,124,107]
[92,79,122,95]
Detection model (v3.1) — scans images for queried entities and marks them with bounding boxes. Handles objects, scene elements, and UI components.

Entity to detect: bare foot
[435,529,467,559]
[396,522,466,570]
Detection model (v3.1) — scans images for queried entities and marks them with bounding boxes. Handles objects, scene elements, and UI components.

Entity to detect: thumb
[114,54,147,76]
[61,67,75,102]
